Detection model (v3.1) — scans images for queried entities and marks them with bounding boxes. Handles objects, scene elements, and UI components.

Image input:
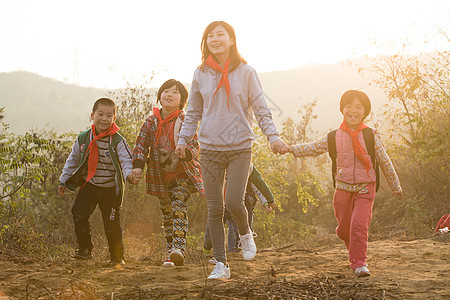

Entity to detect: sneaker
[111,259,125,268]
[208,257,218,265]
[74,248,92,260]
[163,258,175,267]
[239,231,257,260]
[439,227,449,234]
[207,261,231,279]
[203,246,212,256]
[168,249,184,266]
[354,266,370,278]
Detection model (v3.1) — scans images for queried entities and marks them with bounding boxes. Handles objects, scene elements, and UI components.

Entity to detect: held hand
[175,144,186,159]
[126,175,135,185]
[130,168,143,185]
[265,202,277,213]
[58,185,65,196]
[270,139,289,155]
[394,190,403,199]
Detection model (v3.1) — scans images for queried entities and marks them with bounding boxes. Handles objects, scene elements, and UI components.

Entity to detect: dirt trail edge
[0,236,448,299]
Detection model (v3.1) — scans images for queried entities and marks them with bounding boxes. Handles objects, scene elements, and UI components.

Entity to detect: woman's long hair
[200,21,246,72]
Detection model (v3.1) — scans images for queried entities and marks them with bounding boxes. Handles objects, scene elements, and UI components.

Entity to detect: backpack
[65,129,125,193]
[327,128,380,192]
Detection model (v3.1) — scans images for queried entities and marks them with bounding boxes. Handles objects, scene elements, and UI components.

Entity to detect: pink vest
[335,128,376,184]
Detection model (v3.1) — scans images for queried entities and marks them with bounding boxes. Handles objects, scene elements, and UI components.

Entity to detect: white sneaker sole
[356,271,370,278]
[242,250,256,260]
[163,261,175,267]
[207,274,231,279]
[207,270,231,279]
[207,262,231,279]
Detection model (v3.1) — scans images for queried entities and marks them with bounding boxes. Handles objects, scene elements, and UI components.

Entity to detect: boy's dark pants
[72,182,124,261]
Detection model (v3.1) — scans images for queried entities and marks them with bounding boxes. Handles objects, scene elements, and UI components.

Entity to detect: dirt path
[0,235,448,299]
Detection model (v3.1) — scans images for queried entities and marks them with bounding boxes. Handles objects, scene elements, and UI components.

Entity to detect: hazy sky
[1,0,449,89]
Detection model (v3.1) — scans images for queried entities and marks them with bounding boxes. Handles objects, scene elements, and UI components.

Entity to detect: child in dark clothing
[203,165,275,254]
[58,97,134,267]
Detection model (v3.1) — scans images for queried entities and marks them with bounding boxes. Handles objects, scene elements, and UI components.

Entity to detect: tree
[0,111,76,255]
[355,34,450,234]
[252,100,328,216]
[0,109,59,199]
[107,75,156,144]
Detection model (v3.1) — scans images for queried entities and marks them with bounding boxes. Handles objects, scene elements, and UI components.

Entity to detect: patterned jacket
[132,111,205,199]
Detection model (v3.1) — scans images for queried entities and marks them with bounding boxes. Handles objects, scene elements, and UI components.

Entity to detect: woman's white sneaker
[209,257,218,265]
[239,231,257,260]
[207,262,231,279]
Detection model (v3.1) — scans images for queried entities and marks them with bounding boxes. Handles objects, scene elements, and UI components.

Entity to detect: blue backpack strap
[362,127,380,192]
[327,129,337,188]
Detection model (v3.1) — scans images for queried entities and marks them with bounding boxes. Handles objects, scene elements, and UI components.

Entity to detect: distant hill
[0,71,107,134]
[0,60,387,135]
[258,60,387,136]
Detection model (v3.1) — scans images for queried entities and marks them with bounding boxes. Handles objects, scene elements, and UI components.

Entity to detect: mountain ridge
[1,59,386,135]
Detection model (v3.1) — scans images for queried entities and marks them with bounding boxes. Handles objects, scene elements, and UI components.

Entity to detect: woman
[175,21,288,279]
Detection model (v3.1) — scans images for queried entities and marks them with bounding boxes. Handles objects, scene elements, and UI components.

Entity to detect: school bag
[65,129,125,194]
[327,128,380,192]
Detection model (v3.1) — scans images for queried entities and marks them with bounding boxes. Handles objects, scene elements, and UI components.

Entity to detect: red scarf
[84,123,120,186]
[205,54,231,110]
[153,107,180,147]
[339,120,372,177]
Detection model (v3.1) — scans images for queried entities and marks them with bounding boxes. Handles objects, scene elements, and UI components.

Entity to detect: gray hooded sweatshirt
[178,63,280,151]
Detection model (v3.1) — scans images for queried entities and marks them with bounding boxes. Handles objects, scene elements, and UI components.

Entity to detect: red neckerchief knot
[153,107,180,147]
[339,120,372,177]
[205,54,231,110]
[84,122,120,186]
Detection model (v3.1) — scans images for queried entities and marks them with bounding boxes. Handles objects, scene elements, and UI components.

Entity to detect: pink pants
[333,183,376,271]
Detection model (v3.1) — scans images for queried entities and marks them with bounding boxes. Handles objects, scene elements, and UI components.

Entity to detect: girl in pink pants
[334,182,376,272]
[287,90,403,277]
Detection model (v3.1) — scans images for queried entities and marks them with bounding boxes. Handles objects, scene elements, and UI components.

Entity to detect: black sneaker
[74,248,92,260]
